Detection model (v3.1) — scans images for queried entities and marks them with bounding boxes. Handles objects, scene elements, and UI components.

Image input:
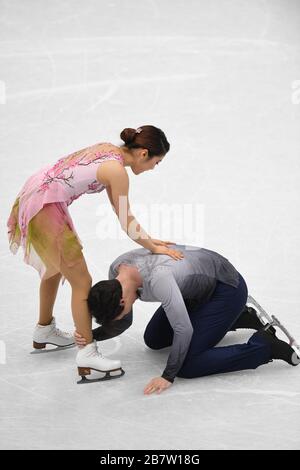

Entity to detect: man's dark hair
[87,279,123,327]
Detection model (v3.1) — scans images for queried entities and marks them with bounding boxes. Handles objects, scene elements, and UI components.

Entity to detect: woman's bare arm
[97,161,184,260]
[98,161,157,252]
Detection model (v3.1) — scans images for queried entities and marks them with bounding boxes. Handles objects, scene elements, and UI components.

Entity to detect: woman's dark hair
[120,125,170,158]
[87,279,123,327]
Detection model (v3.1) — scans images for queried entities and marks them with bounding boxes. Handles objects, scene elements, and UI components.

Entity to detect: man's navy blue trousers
[144,273,272,378]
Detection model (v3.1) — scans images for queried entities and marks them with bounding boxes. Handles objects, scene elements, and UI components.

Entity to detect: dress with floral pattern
[7,142,124,281]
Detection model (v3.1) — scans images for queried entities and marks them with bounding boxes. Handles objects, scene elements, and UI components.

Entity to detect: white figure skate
[247,295,300,358]
[32,317,75,353]
[76,340,125,384]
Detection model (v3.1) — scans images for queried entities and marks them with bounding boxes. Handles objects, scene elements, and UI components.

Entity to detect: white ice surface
[0,0,300,450]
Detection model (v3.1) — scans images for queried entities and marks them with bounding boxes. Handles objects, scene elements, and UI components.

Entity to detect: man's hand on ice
[74,330,88,348]
[144,377,172,395]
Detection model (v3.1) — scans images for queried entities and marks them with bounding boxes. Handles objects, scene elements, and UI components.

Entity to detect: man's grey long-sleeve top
[92,244,240,382]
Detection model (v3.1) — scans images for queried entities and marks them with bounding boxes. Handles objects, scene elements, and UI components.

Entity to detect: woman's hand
[151,244,184,260]
[151,239,177,247]
[74,330,88,348]
[144,377,172,395]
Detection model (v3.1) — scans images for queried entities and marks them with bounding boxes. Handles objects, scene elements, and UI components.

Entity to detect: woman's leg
[59,255,93,344]
[28,202,92,341]
[38,272,62,326]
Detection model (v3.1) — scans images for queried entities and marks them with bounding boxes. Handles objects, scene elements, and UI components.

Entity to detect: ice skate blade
[77,367,125,384]
[247,295,274,326]
[247,296,300,358]
[291,352,300,366]
[30,342,76,354]
[271,315,300,358]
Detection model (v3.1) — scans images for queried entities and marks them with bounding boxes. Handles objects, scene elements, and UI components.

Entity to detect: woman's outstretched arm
[101,161,183,260]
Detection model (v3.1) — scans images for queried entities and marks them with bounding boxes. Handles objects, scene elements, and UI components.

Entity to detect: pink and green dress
[7,143,124,283]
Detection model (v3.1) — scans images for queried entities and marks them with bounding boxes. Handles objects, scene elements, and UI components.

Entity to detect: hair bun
[120,128,137,145]
[119,125,170,156]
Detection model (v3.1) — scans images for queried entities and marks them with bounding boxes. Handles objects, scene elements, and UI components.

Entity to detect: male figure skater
[75,244,299,394]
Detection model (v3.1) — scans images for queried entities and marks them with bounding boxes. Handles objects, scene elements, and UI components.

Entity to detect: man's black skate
[256,326,300,366]
[230,306,276,334]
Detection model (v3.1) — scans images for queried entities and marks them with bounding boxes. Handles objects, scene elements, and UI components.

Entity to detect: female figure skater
[7,125,184,375]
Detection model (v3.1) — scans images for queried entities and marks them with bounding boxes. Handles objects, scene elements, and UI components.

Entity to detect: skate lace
[54,327,72,338]
[94,347,103,358]
[88,344,103,358]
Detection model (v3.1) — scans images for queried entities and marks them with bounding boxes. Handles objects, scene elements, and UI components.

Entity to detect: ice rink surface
[0,0,300,450]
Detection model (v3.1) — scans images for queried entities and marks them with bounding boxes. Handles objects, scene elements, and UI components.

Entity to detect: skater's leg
[58,254,124,380]
[185,273,249,354]
[144,272,247,353]
[229,305,276,334]
[59,255,93,344]
[144,305,174,350]
[177,333,271,378]
[177,273,272,378]
[38,272,62,326]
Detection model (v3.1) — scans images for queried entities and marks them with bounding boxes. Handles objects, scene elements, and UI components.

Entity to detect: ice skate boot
[247,296,300,358]
[230,305,276,334]
[32,317,75,352]
[255,326,300,366]
[76,340,125,384]
[246,296,278,329]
